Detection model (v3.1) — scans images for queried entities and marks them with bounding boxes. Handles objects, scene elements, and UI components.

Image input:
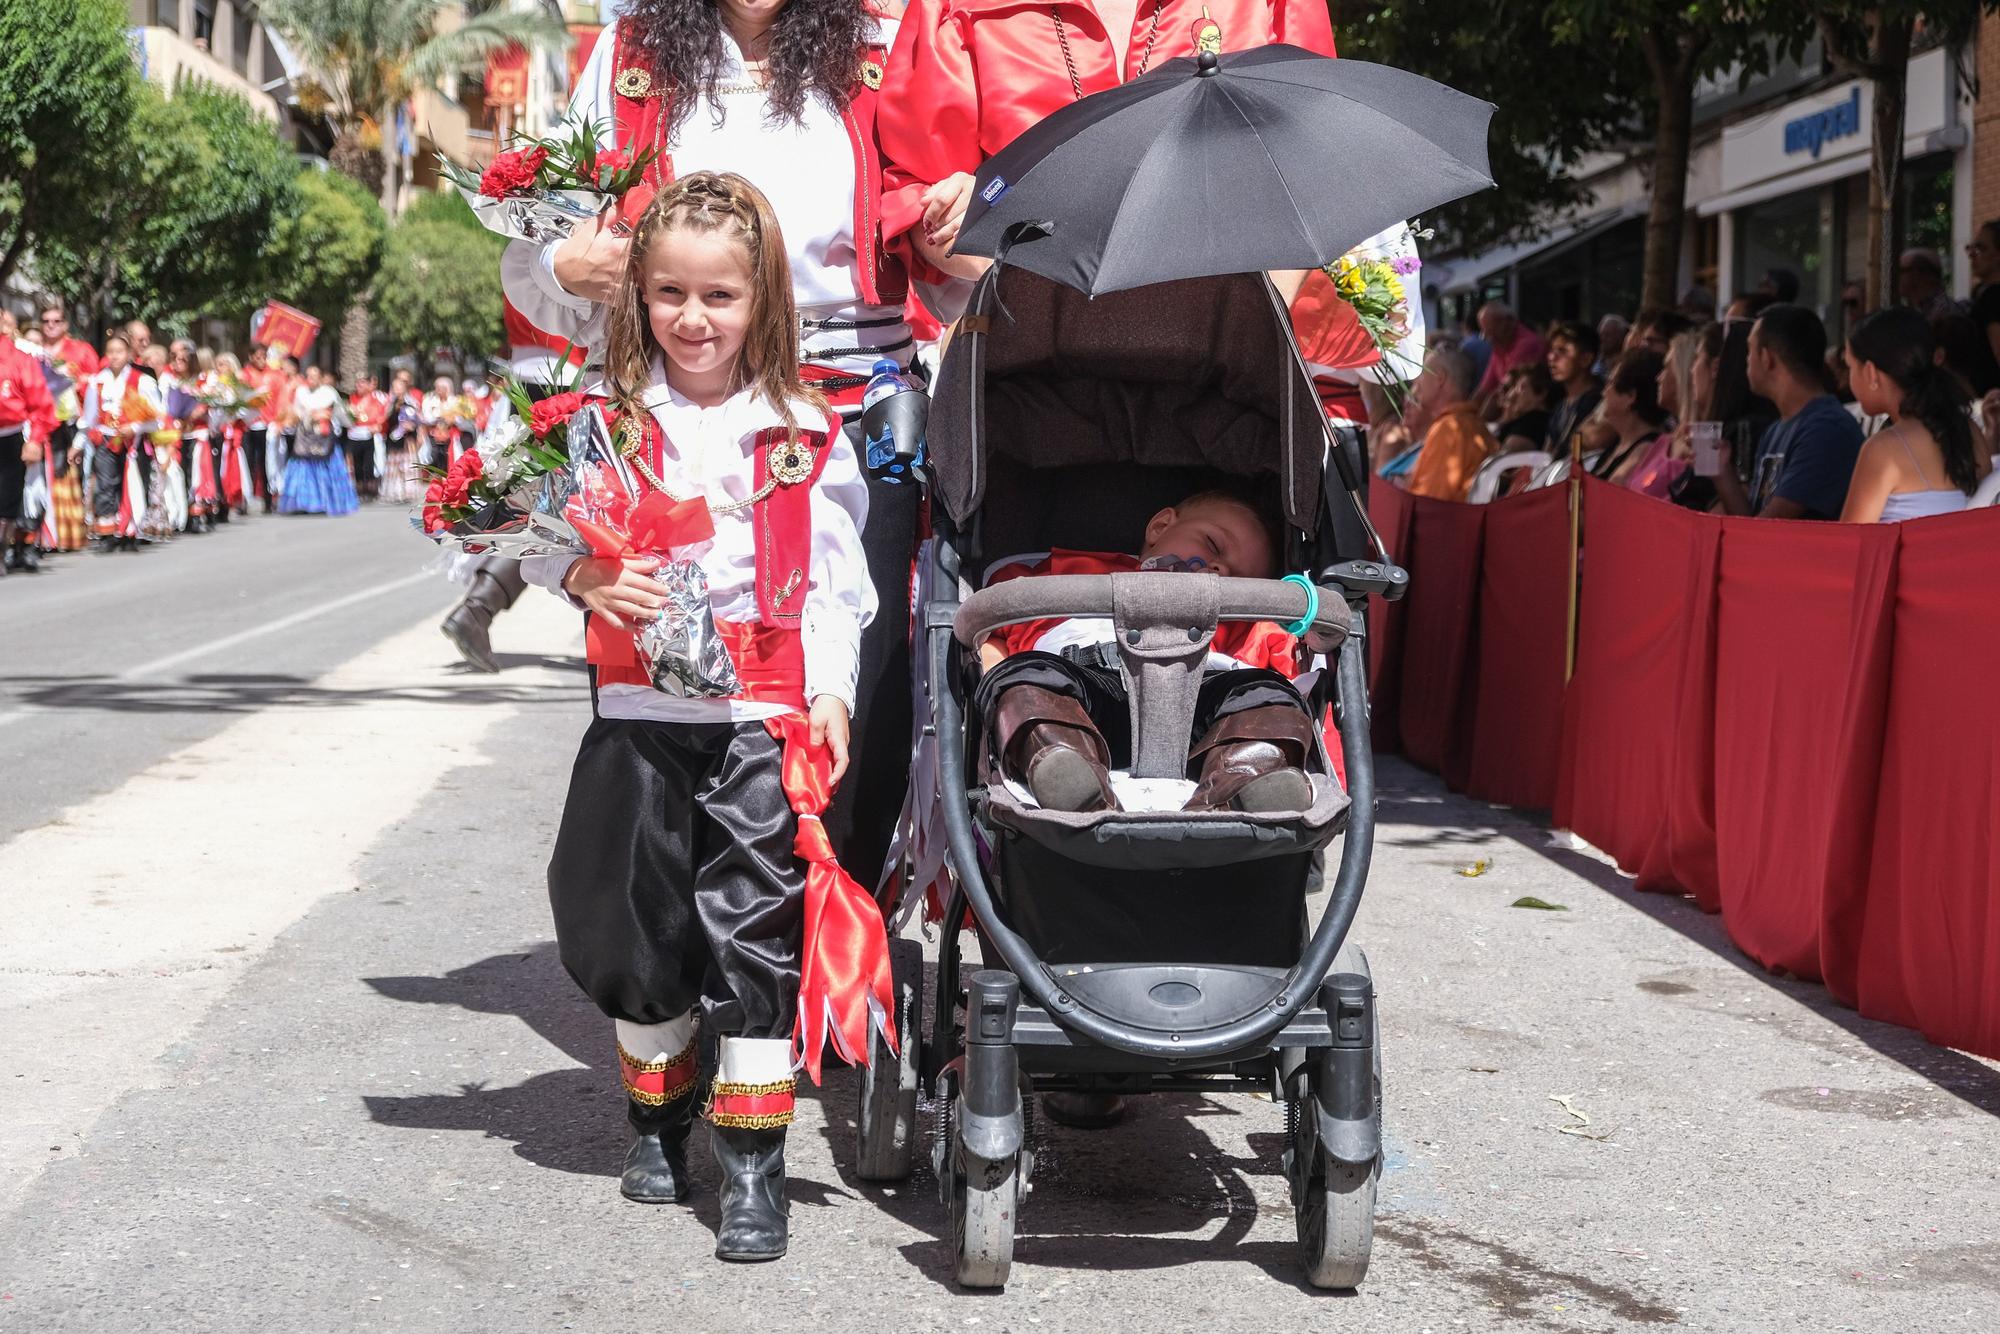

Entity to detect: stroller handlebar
[953,573,1353,646]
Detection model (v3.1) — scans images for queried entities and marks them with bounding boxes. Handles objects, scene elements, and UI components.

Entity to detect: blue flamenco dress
[278,429,360,516]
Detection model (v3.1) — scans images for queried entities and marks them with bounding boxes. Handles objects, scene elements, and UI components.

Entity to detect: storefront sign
[1718,47,1949,195]
[1783,87,1862,159]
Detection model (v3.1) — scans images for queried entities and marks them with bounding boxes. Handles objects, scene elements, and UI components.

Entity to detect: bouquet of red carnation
[439,114,660,244]
[415,350,592,541]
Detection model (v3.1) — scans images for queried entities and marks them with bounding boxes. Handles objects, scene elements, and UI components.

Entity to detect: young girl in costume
[521,171,878,1263]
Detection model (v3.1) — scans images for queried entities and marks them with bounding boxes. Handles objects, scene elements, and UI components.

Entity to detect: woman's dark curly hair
[623,0,868,134]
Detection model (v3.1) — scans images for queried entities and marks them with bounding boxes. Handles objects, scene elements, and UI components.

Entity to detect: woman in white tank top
[1839,307,1991,523]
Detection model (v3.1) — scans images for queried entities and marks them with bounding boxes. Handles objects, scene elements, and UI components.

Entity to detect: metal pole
[1565,429,1583,682]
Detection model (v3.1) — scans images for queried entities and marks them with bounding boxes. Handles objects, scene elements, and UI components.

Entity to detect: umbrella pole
[1565,430,1583,683]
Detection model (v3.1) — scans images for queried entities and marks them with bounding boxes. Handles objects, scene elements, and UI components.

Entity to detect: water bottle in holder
[861,358,927,484]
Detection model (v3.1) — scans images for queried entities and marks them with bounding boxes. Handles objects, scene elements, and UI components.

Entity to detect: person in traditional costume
[347,373,389,501]
[33,304,98,553]
[382,369,422,504]
[240,347,275,510]
[278,365,359,516]
[515,173,879,1263]
[79,334,159,551]
[0,333,59,574]
[166,341,217,534]
[419,376,461,470]
[495,0,930,887]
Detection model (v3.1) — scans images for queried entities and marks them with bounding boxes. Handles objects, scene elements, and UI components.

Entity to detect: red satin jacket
[879,0,1336,243]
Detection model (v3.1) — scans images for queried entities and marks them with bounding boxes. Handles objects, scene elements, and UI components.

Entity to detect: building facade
[1430,34,1978,337]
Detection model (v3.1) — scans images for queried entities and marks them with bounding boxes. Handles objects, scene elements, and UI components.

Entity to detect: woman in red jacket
[879,0,1336,278]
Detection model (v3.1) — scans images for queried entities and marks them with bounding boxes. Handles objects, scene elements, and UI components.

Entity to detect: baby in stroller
[972,488,1320,815]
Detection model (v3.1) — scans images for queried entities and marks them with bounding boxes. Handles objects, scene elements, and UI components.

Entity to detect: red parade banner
[1369,477,2000,1060]
[251,301,321,359]
[568,24,604,97]
[487,44,529,108]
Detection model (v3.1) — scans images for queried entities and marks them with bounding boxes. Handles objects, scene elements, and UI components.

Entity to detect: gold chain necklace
[619,413,777,514]
[1052,2,1165,101]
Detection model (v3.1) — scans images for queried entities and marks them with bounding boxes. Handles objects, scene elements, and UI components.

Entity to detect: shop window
[1737,188,1827,308]
[193,0,214,47]
[154,0,179,29]
[1902,155,1954,283]
[232,12,252,74]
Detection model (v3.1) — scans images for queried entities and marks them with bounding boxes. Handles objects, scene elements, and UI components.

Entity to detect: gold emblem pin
[768,437,816,485]
[859,60,884,91]
[1192,5,1222,54]
[614,66,654,99]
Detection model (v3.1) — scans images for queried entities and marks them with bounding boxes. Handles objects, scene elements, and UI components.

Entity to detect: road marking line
[0,568,439,730]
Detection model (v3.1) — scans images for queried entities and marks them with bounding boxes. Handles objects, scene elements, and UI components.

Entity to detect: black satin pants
[547,717,802,1041]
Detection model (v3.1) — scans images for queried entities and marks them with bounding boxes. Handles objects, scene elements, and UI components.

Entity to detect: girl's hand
[562,554,665,629]
[551,205,633,304]
[809,695,851,785]
[1667,423,1692,461]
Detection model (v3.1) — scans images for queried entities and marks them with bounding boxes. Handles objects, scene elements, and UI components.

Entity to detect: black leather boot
[440,566,523,673]
[711,1127,789,1261]
[620,1092,696,1204]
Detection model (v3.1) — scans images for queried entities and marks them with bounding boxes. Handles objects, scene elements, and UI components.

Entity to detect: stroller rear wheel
[1290,943,1381,1290]
[855,937,924,1180]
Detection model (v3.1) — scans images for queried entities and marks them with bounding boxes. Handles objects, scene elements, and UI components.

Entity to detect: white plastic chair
[1466,450,1551,503]
[1525,451,1603,490]
[1970,469,2000,508]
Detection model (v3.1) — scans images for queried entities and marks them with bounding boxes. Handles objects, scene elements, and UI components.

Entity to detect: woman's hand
[562,554,665,629]
[915,172,993,281]
[1666,423,1692,461]
[809,695,851,785]
[550,206,633,304]
[20,439,42,465]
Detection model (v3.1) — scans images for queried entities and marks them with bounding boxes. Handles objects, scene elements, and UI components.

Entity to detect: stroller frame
[851,266,1406,1291]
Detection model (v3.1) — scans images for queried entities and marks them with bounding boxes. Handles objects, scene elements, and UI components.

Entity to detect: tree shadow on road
[6,669,583,715]
[1376,771,2000,1121]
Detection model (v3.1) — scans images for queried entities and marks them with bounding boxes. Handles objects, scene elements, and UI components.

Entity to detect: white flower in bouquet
[438,116,661,244]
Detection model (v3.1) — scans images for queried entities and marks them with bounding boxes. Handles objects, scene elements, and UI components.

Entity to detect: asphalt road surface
[2,508,1997,1331]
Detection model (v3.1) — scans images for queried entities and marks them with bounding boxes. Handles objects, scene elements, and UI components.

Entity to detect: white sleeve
[499,24,621,336]
[802,416,877,714]
[520,553,586,607]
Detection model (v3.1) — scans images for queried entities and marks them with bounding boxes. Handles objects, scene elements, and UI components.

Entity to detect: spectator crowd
[1375,223,2000,525]
[0,299,512,579]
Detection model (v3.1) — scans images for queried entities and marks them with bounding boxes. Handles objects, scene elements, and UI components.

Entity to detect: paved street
[2,510,1998,1331]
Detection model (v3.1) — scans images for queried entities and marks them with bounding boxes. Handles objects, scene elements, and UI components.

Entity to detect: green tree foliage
[1810,2,2000,309]
[264,169,389,327]
[34,84,300,334]
[1546,0,1806,309]
[372,205,507,375]
[1336,1,1640,257]
[398,187,490,233]
[0,0,140,285]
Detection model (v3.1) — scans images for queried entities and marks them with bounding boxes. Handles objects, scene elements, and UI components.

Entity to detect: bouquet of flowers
[440,115,660,244]
[195,372,265,417]
[1323,222,1428,403]
[417,389,740,698]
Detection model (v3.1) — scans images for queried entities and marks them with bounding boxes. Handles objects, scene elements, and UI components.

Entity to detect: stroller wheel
[1293,943,1381,1290]
[947,1090,1020,1290]
[855,937,924,1181]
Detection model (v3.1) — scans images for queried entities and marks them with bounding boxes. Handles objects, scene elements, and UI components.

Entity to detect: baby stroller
[849,263,1406,1291]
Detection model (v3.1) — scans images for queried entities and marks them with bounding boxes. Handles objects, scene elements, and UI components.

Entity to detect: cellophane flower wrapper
[456,185,609,244]
[420,405,739,697]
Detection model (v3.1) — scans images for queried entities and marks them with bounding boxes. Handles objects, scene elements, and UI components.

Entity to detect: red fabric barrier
[1711,520,1898,982]
[1396,500,1485,784]
[1852,511,2000,1053]
[1389,473,2000,1060]
[1556,483,1713,893]
[1462,485,1569,808]
[1366,482,1417,754]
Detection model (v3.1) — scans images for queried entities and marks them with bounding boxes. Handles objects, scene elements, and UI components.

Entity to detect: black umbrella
[952,45,1495,296]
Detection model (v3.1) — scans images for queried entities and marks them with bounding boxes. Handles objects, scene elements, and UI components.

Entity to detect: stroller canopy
[929,267,1328,537]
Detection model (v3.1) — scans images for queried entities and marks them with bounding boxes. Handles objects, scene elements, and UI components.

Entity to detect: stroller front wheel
[948,1092,1020,1290]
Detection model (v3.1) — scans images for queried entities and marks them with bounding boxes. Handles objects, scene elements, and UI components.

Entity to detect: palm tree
[258,0,568,381]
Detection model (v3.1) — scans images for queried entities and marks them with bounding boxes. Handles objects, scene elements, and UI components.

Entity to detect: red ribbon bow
[568,485,716,670]
[763,712,898,1084]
